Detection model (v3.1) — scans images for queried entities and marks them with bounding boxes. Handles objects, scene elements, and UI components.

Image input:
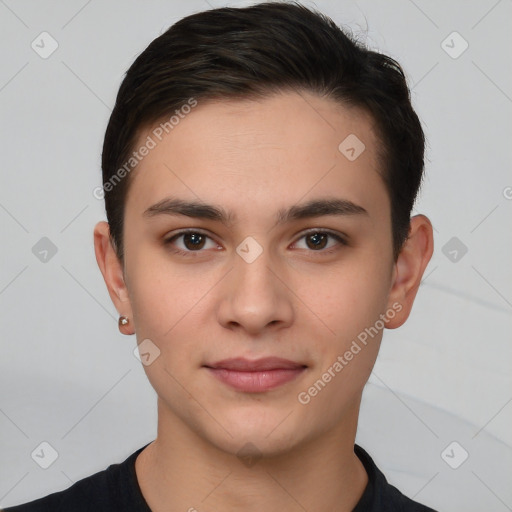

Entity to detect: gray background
[1,0,511,510]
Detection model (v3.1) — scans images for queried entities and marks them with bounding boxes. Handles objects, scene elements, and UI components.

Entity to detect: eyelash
[163,228,347,258]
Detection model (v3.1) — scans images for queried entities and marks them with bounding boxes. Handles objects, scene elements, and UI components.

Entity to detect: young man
[4,2,436,511]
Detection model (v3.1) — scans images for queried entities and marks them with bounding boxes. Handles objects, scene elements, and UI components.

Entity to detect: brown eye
[182,232,206,250]
[305,232,328,250]
[164,230,218,254]
[294,230,345,252]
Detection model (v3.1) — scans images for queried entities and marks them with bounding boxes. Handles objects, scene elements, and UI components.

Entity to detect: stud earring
[118,316,129,328]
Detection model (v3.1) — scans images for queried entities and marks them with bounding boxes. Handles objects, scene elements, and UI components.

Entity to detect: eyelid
[165,227,214,239]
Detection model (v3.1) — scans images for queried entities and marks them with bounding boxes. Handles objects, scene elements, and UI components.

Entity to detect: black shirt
[3,443,438,511]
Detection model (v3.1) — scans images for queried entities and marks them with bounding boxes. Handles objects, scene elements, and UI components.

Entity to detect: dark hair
[101,1,425,262]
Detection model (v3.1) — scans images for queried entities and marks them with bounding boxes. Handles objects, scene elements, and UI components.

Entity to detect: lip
[204,357,307,393]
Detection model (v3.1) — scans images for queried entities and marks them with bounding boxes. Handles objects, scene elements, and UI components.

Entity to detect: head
[94,2,433,458]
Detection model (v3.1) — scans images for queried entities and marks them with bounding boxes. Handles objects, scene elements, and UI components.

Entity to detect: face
[100,90,416,457]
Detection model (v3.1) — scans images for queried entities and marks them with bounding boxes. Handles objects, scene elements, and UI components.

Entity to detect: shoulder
[375,479,438,512]
[354,445,438,512]
[2,445,149,512]
[2,465,116,512]
[2,471,109,512]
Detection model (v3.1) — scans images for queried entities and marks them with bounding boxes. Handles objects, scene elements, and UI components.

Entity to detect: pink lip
[205,357,307,392]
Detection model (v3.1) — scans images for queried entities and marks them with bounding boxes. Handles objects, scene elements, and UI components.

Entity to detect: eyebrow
[143,196,368,226]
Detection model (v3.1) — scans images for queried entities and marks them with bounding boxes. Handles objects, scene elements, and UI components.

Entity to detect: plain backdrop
[1,0,511,510]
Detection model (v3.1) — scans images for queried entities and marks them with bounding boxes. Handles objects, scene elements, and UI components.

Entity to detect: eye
[293,230,346,252]
[164,228,347,257]
[164,229,219,255]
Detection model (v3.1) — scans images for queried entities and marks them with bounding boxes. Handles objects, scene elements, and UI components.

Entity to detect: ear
[93,221,134,335]
[385,214,434,329]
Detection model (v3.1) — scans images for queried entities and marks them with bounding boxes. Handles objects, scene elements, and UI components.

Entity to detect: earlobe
[385,215,434,329]
[93,221,134,333]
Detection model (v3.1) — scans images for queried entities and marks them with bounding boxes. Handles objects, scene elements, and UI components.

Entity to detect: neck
[135,398,368,512]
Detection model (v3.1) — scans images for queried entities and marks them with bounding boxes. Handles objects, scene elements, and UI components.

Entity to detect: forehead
[125,90,387,222]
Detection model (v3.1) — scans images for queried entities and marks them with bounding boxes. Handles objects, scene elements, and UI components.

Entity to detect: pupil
[307,233,327,250]
[184,233,204,250]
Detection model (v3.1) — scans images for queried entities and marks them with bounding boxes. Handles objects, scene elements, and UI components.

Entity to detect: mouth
[203,357,307,393]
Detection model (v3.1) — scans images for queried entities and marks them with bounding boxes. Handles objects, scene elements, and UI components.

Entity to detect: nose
[216,246,294,336]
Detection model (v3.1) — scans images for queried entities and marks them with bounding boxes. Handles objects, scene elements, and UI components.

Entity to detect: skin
[94,90,433,512]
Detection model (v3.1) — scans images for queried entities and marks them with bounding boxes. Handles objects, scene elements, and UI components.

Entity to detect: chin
[199,404,309,459]
[212,428,300,461]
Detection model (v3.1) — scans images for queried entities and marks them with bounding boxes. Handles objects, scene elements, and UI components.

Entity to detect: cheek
[291,255,392,347]
[293,262,389,423]
[126,245,212,337]
[127,261,209,390]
